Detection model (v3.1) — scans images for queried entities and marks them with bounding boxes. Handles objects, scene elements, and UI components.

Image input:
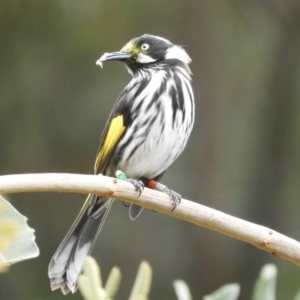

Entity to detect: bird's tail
[48,194,113,295]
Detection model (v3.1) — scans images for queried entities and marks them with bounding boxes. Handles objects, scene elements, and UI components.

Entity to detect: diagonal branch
[0,173,300,267]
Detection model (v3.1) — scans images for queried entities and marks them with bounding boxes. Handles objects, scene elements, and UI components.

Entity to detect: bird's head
[96,34,191,74]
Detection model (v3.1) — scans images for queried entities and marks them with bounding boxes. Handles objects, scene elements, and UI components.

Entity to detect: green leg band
[116,170,128,180]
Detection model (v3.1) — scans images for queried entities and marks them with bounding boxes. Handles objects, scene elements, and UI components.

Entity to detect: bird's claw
[163,188,181,211]
[115,170,144,197]
[147,180,181,211]
[126,178,144,197]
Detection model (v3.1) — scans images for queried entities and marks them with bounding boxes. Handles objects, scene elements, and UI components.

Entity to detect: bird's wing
[94,77,151,174]
[94,114,125,173]
[94,91,131,174]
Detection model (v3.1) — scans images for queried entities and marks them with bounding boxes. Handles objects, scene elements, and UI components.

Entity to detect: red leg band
[148,180,157,189]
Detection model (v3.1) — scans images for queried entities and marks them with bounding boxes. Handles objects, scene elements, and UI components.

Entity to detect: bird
[48,34,195,295]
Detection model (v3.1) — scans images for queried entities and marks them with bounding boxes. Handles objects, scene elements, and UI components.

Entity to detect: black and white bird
[48,34,195,294]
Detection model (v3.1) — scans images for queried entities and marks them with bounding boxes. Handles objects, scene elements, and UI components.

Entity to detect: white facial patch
[137,53,156,64]
[165,45,191,64]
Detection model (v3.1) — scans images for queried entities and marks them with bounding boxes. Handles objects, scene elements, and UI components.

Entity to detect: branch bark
[0,173,300,267]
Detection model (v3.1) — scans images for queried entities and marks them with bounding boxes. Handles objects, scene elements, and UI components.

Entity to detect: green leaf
[173,279,193,300]
[129,261,152,300]
[78,256,107,300]
[0,195,39,264]
[252,264,277,300]
[292,289,300,300]
[104,266,121,299]
[203,283,240,300]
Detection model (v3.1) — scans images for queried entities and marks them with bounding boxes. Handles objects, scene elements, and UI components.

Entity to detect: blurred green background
[1,1,300,299]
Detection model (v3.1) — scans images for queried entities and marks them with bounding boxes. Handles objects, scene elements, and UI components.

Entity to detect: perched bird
[48,34,195,294]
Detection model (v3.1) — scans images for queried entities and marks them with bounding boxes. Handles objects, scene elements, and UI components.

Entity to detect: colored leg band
[148,180,157,189]
[116,170,127,180]
[148,180,167,192]
[154,182,167,192]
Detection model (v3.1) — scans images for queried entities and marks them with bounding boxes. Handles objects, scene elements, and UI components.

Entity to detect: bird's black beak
[96,51,132,68]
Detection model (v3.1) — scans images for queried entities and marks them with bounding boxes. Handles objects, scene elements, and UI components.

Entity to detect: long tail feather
[48,194,113,294]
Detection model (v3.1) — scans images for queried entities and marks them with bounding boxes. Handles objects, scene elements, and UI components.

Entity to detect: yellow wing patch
[95,115,126,172]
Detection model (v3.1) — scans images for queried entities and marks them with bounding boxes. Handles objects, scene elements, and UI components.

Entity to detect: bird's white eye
[141,43,150,51]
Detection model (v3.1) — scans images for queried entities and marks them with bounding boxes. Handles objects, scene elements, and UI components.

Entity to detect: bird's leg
[115,170,144,197]
[147,179,181,211]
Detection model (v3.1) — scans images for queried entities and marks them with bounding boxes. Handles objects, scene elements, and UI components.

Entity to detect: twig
[0,173,300,267]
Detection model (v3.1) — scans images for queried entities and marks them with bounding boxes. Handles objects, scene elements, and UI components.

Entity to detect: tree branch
[0,173,299,267]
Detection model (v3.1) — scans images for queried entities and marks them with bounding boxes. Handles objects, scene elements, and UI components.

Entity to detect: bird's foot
[116,170,144,197]
[148,180,181,211]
